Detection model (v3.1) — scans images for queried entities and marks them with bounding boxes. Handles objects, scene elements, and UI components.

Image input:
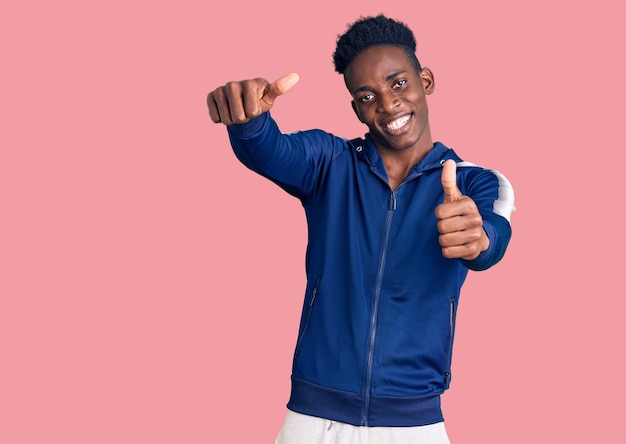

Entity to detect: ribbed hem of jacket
[286,376,444,427]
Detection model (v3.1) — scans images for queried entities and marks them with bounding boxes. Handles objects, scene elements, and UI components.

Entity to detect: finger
[224,81,250,124]
[438,229,483,249]
[441,159,462,203]
[211,86,236,126]
[437,215,464,235]
[436,200,481,228]
[440,244,479,260]
[207,91,222,123]
[242,79,264,119]
[261,72,300,110]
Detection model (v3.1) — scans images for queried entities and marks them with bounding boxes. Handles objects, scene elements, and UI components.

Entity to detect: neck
[376,141,434,190]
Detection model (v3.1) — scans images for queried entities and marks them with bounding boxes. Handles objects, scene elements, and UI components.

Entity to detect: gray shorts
[275,410,451,444]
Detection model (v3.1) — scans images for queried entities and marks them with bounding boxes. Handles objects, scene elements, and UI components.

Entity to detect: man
[208,14,514,444]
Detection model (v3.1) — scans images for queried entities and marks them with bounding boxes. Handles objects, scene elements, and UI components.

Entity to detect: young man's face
[344,45,435,154]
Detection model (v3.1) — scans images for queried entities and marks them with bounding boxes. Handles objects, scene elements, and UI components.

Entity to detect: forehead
[344,45,414,92]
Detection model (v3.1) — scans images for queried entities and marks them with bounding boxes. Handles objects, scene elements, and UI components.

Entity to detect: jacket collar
[351,135,462,176]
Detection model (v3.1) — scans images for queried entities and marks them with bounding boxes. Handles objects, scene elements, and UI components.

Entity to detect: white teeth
[386,115,410,131]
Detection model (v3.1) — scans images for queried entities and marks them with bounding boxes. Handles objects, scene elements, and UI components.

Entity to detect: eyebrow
[352,71,407,94]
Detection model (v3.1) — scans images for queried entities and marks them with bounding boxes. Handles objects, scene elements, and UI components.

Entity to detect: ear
[351,100,364,123]
[420,67,435,95]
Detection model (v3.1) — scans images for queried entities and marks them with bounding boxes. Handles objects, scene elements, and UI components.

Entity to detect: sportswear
[275,410,451,444]
[227,112,514,427]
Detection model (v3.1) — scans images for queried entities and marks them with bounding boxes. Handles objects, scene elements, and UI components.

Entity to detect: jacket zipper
[295,277,321,354]
[362,191,397,425]
[445,298,456,385]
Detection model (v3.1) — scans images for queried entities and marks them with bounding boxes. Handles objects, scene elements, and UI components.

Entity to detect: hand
[207,73,300,125]
[435,160,490,260]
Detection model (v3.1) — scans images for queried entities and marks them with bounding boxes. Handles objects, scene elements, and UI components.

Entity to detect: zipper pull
[389,191,397,211]
[310,277,321,307]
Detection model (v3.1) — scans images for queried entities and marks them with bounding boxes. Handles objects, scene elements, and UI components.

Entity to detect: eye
[359,93,375,103]
[392,79,407,89]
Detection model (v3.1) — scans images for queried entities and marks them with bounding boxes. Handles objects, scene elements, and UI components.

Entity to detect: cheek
[356,106,375,125]
[412,93,429,115]
[353,107,364,123]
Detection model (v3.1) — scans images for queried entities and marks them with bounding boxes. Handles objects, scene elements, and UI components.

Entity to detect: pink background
[2,0,624,442]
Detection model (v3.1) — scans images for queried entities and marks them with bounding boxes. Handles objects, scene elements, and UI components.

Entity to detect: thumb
[441,159,462,202]
[263,72,300,105]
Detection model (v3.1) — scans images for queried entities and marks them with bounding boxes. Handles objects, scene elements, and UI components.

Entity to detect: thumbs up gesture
[207,73,300,125]
[435,160,490,260]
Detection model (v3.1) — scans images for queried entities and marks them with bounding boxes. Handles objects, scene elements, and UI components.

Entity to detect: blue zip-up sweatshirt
[228,112,514,427]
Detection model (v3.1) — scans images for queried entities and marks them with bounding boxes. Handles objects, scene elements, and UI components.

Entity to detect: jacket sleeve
[458,166,515,271]
[227,112,345,203]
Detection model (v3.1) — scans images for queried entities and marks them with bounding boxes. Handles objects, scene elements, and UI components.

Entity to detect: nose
[378,92,399,114]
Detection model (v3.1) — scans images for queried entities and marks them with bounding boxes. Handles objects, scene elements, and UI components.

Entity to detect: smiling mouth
[385,114,412,132]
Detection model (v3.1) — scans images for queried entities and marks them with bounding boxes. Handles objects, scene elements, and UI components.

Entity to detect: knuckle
[469,215,483,228]
[224,81,242,94]
[438,234,446,247]
[465,229,481,242]
[212,87,226,101]
[232,114,249,124]
[434,206,443,219]
[244,78,266,94]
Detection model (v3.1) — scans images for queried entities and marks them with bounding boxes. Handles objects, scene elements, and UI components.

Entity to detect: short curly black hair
[333,14,422,75]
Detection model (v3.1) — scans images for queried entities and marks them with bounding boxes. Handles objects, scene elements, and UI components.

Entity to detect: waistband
[286,376,444,427]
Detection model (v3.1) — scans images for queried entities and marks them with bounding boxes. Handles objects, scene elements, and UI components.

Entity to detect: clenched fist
[435,160,490,260]
[207,73,300,125]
